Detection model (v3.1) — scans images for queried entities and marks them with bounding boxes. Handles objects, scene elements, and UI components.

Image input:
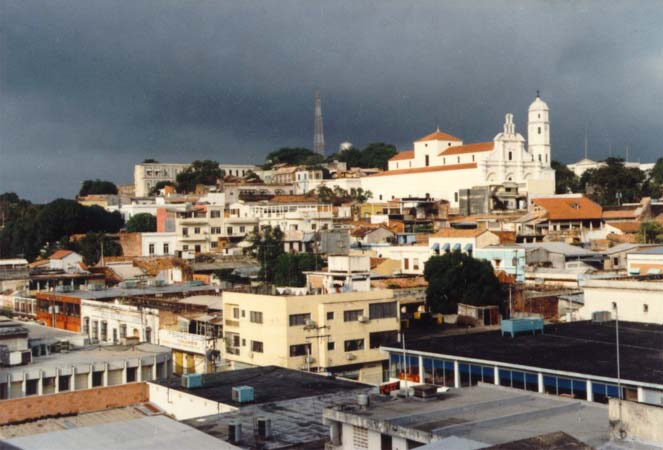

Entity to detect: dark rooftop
[484,431,594,450]
[385,320,663,386]
[154,365,367,406]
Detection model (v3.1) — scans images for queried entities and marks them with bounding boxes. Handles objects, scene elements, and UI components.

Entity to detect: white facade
[228,201,333,235]
[134,163,189,198]
[175,193,226,255]
[579,278,663,323]
[49,252,84,273]
[142,232,177,257]
[329,96,555,207]
[80,299,160,344]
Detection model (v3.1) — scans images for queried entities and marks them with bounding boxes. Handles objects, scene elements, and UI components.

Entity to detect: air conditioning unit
[232,386,255,403]
[346,353,357,361]
[304,319,317,329]
[304,355,315,364]
[181,373,203,389]
[358,315,369,323]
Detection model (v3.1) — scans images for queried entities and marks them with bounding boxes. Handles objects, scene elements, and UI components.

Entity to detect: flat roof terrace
[384,321,663,387]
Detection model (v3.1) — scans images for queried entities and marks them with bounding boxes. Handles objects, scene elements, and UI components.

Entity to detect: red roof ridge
[389,150,414,162]
[372,163,478,177]
[416,130,462,142]
[438,142,494,156]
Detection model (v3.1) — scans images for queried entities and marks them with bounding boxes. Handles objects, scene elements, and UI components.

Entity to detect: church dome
[529,95,549,111]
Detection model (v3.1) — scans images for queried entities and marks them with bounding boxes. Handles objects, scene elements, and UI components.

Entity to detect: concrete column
[586,380,594,402]
[494,366,500,385]
[453,360,460,388]
[37,371,43,396]
[152,356,158,381]
[122,361,128,384]
[103,363,109,387]
[21,373,27,397]
[137,359,143,382]
[55,368,60,394]
[637,387,645,403]
[537,372,544,394]
[88,365,93,389]
[418,356,424,384]
[70,366,76,391]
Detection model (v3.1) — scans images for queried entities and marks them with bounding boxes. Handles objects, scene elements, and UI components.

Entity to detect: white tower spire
[527,92,550,167]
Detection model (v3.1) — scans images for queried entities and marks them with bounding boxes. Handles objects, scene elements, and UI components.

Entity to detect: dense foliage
[315,186,372,205]
[66,232,122,265]
[0,194,123,261]
[579,158,649,205]
[175,160,223,193]
[551,160,580,194]
[248,225,285,283]
[423,251,504,314]
[327,142,397,170]
[273,253,322,287]
[149,180,176,196]
[638,221,663,244]
[125,213,157,232]
[264,148,324,169]
[79,179,118,196]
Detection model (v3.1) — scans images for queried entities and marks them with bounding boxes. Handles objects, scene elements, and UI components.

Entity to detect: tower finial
[536,89,540,98]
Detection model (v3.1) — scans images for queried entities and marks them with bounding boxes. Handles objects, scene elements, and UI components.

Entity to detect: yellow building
[222,290,400,384]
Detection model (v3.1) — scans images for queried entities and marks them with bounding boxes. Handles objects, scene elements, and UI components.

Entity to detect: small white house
[48,250,84,273]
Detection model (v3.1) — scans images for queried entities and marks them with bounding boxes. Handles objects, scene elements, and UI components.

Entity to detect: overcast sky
[1,1,662,202]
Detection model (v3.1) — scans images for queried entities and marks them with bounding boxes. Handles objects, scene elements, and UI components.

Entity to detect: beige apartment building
[222,290,400,384]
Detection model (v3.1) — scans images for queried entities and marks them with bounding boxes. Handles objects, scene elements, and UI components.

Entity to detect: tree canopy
[248,225,284,283]
[273,253,322,287]
[264,147,323,168]
[327,142,397,170]
[66,232,122,265]
[0,195,123,261]
[423,251,504,314]
[126,213,157,232]
[580,158,647,206]
[637,221,663,244]
[551,160,580,194]
[149,180,176,196]
[175,160,223,193]
[314,186,372,205]
[79,179,118,196]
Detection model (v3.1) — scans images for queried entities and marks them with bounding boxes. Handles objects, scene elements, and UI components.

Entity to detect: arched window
[538,127,541,135]
[508,151,512,161]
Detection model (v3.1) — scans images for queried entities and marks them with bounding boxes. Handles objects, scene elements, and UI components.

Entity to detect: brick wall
[119,232,142,257]
[0,382,148,425]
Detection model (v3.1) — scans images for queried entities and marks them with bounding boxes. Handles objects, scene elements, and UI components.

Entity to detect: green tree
[349,188,372,203]
[423,251,504,314]
[126,213,157,232]
[67,232,122,265]
[328,147,363,168]
[580,158,646,205]
[249,225,284,282]
[637,221,663,244]
[264,148,323,168]
[650,158,663,185]
[551,160,580,194]
[360,143,398,170]
[175,160,223,193]
[273,253,322,287]
[149,180,176,196]
[79,179,118,196]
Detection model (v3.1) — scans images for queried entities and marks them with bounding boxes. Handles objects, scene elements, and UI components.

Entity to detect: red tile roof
[438,142,493,156]
[270,195,319,203]
[370,163,478,177]
[50,250,74,260]
[431,228,487,238]
[606,221,641,233]
[389,150,415,162]
[532,196,603,221]
[416,130,462,142]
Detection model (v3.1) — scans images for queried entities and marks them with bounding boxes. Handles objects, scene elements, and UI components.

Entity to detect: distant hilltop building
[567,158,655,178]
[134,162,261,197]
[328,94,555,208]
[339,141,353,152]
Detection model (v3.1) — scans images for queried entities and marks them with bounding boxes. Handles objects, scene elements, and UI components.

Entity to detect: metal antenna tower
[313,90,325,156]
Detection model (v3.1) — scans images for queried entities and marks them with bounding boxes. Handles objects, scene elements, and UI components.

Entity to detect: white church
[355,95,556,207]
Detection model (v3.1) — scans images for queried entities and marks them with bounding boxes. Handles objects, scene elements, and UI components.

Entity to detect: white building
[331,95,555,207]
[80,299,160,344]
[227,199,333,236]
[567,158,656,178]
[48,250,84,273]
[141,232,177,257]
[579,278,663,323]
[175,193,226,256]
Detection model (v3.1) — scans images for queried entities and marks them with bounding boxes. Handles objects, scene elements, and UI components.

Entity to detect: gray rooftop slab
[519,242,600,257]
[0,415,236,450]
[55,284,216,300]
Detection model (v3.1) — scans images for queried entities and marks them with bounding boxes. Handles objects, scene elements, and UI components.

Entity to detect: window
[344,309,363,322]
[239,226,245,233]
[457,156,460,163]
[250,311,263,323]
[404,258,409,270]
[369,302,397,319]
[163,243,169,254]
[472,155,475,162]
[413,258,419,270]
[82,317,90,336]
[232,307,240,319]
[538,154,542,162]
[494,258,502,268]
[644,304,649,313]
[327,341,335,351]
[227,227,233,235]
[194,227,201,234]
[92,371,103,387]
[538,126,541,135]
[508,151,512,161]
[425,155,430,167]
[289,343,311,357]
[242,338,246,346]
[145,327,152,343]
[289,313,311,327]
[120,324,127,339]
[100,321,108,341]
[251,341,264,353]
[126,367,137,383]
[92,320,99,339]
[381,434,393,450]
[241,310,246,318]
[210,210,221,218]
[194,244,201,253]
[149,243,155,255]
[353,426,368,449]
[326,312,334,321]
[183,245,189,251]
[58,375,71,391]
[183,227,188,236]
[454,192,458,202]
[211,227,221,234]
[344,339,364,352]
[369,330,398,348]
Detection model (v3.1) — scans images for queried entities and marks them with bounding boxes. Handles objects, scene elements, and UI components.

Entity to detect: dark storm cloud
[1,1,662,201]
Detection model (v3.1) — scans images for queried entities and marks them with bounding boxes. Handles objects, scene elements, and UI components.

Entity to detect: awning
[647,268,661,275]
[431,242,440,252]
[464,243,473,252]
[452,243,461,251]
[628,268,641,275]
[442,243,451,251]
